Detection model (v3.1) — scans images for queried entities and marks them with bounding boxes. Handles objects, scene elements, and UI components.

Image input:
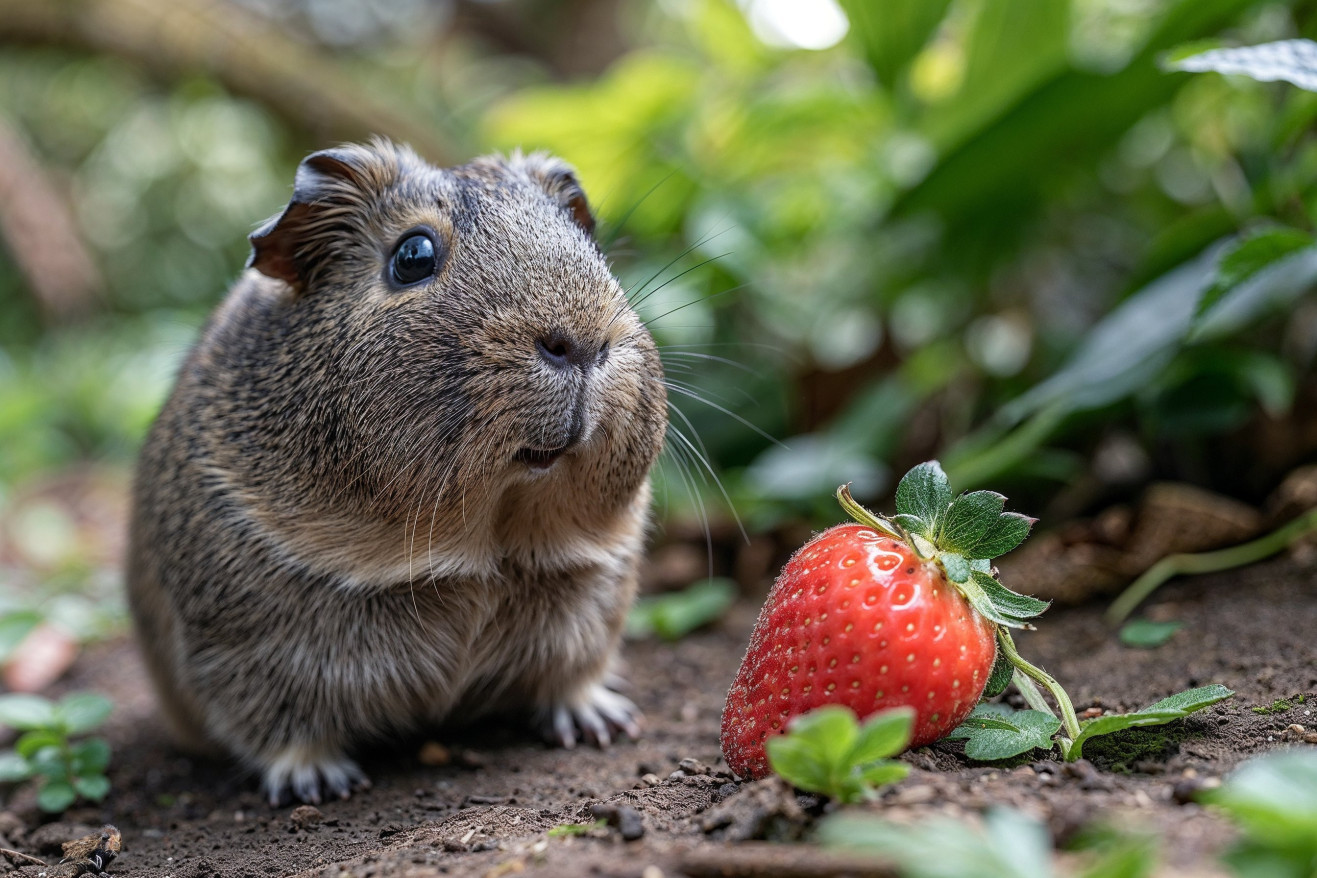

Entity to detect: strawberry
[721,461,1046,779]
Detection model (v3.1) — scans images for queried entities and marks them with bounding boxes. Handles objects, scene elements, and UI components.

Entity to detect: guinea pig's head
[242,139,666,571]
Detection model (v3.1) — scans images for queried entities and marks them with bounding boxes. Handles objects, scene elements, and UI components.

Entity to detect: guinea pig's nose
[535,331,601,370]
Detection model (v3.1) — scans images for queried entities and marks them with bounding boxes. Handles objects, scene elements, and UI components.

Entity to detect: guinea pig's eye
[389,231,439,287]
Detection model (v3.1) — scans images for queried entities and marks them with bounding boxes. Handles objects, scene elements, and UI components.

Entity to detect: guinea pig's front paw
[539,681,643,749]
[262,746,371,807]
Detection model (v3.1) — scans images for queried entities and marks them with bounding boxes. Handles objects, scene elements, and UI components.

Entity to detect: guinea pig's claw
[263,751,370,807]
[541,682,643,749]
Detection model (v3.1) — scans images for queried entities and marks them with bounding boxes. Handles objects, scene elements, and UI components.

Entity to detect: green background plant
[0,692,113,812]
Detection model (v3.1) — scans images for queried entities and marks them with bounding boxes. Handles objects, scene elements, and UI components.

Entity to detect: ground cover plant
[0,2,1315,877]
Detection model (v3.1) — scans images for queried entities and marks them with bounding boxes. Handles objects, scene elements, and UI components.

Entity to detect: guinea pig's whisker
[639,280,747,329]
[659,379,785,449]
[629,252,730,315]
[664,408,747,546]
[658,439,714,578]
[596,169,678,252]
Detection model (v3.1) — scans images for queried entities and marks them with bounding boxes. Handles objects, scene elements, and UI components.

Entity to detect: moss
[1250,695,1306,715]
[1082,721,1201,772]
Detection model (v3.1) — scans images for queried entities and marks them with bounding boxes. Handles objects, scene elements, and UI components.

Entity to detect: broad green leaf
[938,491,1006,554]
[765,735,832,795]
[839,0,952,87]
[973,572,1049,624]
[1192,245,1317,341]
[948,706,1060,760]
[983,648,1015,699]
[0,694,57,731]
[70,738,111,775]
[1195,228,1314,319]
[72,773,110,801]
[856,761,910,789]
[781,704,858,757]
[1167,38,1317,91]
[894,461,953,529]
[892,513,928,536]
[846,707,914,766]
[0,750,33,782]
[1139,684,1233,714]
[36,780,77,813]
[1119,619,1183,648]
[940,552,970,583]
[1201,750,1317,844]
[15,729,62,759]
[625,578,736,641]
[1067,685,1231,761]
[821,807,1055,878]
[29,745,68,779]
[0,611,42,664]
[966,513,1036,559]
[57,693,113,735]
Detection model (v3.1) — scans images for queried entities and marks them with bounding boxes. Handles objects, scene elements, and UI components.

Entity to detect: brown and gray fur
[126,139,667,804]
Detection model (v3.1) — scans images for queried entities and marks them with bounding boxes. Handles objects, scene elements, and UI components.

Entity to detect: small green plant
[949,685,1233,763]
[546,820,606,837]
[1250,696,1303,715]
[625,578,737,641]
[1118,619,1183,649]
[820,806,1157,878]
[765,705,912,804]
[1200,749,1317,878]
[0,692,113,812]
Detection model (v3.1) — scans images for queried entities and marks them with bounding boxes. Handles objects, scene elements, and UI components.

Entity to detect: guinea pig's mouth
[514,444,570,470]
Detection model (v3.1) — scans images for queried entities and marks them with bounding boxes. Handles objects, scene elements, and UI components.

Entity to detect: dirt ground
[1,552,1315,878]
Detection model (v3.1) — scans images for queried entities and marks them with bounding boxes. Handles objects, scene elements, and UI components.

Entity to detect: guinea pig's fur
[126,139,667,804]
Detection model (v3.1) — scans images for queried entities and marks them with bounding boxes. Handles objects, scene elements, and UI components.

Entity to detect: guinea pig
[126,138,668,804]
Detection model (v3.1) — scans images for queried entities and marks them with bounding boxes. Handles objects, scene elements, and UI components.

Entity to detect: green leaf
[1195,228,1315,319]
[57,693,113,735]
[1166,39,1317,91]
[0,611,42,664]
[625,578,736,641]
[15,729,63,759]
[70,738,111,775]
[855,761,910,789]
[937,491,1006,554]
[894,461,953,531]
[0,750,33,782]
[892,513,928,536]
[1201,750,1317,846]
[36,780,77,813]
[1119,619,1183,649]
[1066,685,1233,761]
[954,575,1019,629]
[982,647,1014,699]
[973,572,1050,624]
[940,552,971,583]
[965,512,1036,559]
[72,773,110,801]
[947,705,1060,761]
[766,734,833,795]
[1192,244,1317,342]
[1139,684,1233,714]
[0,694,57,731]
[29,746,68,779]
[846,707,914,766]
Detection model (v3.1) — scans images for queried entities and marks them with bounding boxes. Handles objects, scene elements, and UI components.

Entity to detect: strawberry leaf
[955,575,1021,629]
[894,462,953,531]
[946,705,1060,760]
[983,648,1015,699]
[1065,685,1233,761]
[937,491,1006,554]
[892,513,928,537]
[940,552,971,583]
[972,572,1049,623]
[962,512,1035,559]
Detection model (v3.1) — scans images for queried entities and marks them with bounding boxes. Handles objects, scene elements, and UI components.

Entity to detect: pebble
[590,803,645,841]
[640,773,662,787]
[888,784,936,806]
[678,758,710,776]
[417,742,451,766]
[289,805,324,828]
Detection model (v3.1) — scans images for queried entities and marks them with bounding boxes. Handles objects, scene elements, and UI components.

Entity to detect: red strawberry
[721,462,1043,779]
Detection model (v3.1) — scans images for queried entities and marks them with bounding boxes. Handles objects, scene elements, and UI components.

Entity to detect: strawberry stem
[836,485,905,542]
[996,628,1081,741]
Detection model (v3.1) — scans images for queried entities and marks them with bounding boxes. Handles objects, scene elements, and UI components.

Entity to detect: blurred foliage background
[2,0,1317,615]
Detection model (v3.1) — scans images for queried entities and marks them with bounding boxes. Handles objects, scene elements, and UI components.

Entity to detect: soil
[2,554,1315,878]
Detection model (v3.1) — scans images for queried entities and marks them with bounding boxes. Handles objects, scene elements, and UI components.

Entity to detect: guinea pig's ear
[517,153,596,238]
[247,147,371,288]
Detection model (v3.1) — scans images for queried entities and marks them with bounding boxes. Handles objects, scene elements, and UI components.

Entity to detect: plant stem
[836,485,904,540]
[997,628,1081,741]
[1011,670,1055,718]
[1106,507,1317,625]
